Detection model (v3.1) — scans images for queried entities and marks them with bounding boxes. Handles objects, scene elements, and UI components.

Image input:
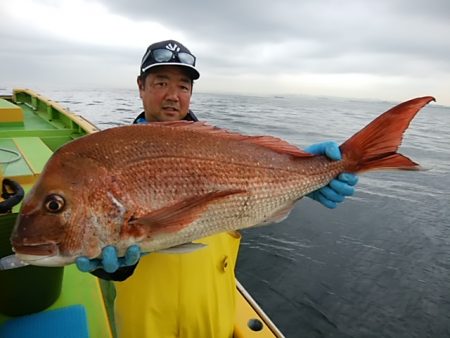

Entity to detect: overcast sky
[1,0,449,105]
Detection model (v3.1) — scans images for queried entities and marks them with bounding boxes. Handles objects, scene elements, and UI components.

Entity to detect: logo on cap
[166,43,180,52]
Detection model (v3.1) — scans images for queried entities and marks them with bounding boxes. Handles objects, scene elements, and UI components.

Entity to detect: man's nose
[165,84,179,101]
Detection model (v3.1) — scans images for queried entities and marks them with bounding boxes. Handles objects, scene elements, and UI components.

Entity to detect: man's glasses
[142,49,196,68]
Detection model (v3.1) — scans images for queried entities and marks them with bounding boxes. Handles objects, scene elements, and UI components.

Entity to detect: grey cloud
[1,0,449,104]
[96,0,450,78]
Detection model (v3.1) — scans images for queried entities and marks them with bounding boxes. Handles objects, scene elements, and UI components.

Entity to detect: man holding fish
[75,40,358,337]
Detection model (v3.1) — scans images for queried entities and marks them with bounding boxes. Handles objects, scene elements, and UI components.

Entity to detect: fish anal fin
[258,202,296,226]
[121,189,245,238]
[156,242,207,254]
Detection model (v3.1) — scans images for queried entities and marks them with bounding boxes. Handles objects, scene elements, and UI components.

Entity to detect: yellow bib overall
[114,232,241,338]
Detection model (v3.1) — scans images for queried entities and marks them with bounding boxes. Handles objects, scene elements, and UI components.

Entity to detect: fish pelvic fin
[121,189,246,239]
[340,96,435,173]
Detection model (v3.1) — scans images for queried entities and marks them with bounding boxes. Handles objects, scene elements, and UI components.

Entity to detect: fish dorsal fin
[153,121,313,158]
[121,189,246,239]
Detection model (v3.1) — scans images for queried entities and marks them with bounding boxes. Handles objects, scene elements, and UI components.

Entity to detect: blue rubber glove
[75,245,142,273]
[304,141,359,209]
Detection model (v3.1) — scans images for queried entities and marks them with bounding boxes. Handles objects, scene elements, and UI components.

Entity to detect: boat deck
[0,90,98,203]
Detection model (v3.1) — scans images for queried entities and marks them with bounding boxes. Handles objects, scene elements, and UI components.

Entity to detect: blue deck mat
[0,305,89,338]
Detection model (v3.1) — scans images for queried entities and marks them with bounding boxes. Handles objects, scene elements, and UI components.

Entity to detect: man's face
[138,66,193,122]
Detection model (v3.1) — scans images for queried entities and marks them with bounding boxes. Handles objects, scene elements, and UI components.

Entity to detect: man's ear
[137,75,146,90]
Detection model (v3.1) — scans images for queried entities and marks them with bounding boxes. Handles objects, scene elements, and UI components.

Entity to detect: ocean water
[11,88,450,337]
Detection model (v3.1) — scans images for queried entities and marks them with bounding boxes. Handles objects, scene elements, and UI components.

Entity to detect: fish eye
[44,194,65,213]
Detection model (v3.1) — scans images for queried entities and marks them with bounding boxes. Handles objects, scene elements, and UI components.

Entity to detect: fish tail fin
[340,96,435,173]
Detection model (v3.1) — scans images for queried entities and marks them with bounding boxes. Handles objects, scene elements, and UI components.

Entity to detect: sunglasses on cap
[141,48,196,71]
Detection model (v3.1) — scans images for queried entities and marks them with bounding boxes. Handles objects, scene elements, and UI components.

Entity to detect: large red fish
[9,97,434,267]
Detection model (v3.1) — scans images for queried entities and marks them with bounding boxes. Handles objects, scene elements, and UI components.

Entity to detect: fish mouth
[13,243,58,256]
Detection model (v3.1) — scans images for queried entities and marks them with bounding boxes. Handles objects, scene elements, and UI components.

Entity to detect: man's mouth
[162,105,178,112]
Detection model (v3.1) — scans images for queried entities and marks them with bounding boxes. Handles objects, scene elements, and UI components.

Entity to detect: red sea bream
[10,97,434,267]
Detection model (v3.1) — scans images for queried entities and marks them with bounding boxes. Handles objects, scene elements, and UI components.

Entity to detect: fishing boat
[0,88,284,337]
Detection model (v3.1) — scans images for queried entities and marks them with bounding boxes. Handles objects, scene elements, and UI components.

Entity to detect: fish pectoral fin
[124,189,246,237]
[156,242,207,254]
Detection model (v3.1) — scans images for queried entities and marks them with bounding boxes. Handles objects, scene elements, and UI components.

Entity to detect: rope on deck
[0,147,21,163]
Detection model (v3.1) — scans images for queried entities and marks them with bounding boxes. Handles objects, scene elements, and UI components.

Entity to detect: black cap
[140,40,200,80]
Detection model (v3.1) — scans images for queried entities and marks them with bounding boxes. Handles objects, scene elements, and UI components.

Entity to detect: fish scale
[115,157,343,253]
